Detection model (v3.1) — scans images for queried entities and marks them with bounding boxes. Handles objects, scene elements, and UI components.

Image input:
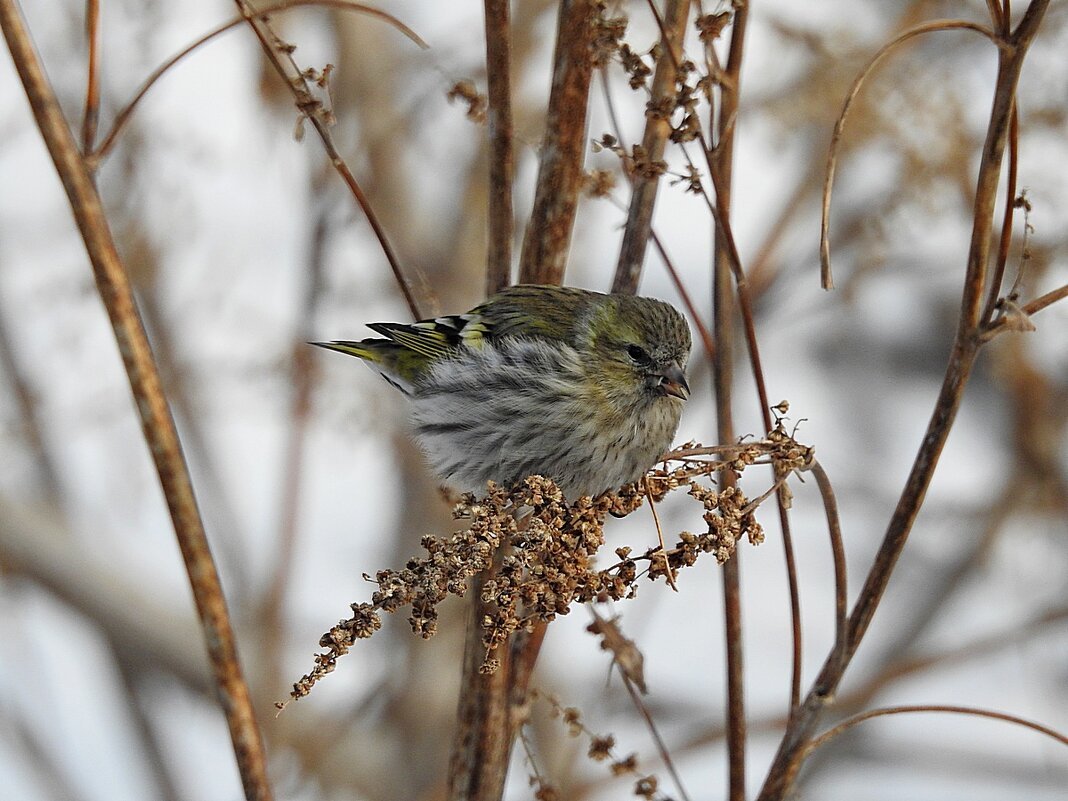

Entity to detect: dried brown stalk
[819,19,1000,290]
[92,1,426,166]
[518,0,597,285]
[757,3,1053,798]
[709,5,750,798]
[0,2,273,799]
[231,0,431,319]
[80,0,100,154]
[612,0,691,295]
[484,0,515,295]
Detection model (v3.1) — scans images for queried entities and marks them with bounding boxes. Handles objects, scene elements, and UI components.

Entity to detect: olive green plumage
[316,284,692,498]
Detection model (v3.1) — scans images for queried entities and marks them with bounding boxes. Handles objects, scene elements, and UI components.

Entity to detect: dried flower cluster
[527,689,675,801]
[286,429,811,703]
[446,79,487,123]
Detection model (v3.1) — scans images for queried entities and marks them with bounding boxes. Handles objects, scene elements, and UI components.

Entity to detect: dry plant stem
[818,19,1000,290]
[621,676,694,801]
[803,705,1068,766]
[518,0,596,285]
[665,605,1068,771]
[757,3,1051,798]
[649,231,717,362]
[982,103,1019,324]
[710,6,749,799]
[231,0,429,319]
[644,475,677,590]
[91,0,426,166]
[596,68,717,361]
[507,622,548,736]
[450,9,596,793]
[484,0,514,295]
[80,0,100,154]
[447,568,514,801]
[668,14,806,716]
[808,461,848,661]
[611,0,691,295]
[0,3,274,800]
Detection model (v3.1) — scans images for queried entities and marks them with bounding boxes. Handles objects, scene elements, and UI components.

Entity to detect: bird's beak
[658,362,690,400]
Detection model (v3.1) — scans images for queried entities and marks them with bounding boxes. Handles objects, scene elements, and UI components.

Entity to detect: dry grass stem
[0,2,273,798]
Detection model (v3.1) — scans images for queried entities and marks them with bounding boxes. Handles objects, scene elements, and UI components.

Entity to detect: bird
[315,284,692,499]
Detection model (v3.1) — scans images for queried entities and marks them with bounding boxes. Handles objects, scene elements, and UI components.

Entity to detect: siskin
[315,284,692,499]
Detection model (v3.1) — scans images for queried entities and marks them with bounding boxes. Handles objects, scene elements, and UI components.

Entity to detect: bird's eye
[627,344,650,363]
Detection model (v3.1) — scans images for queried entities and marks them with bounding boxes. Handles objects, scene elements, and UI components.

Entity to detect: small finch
[315,284,692,498]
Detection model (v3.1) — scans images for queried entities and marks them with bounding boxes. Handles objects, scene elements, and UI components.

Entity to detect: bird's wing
[366,314,487,357]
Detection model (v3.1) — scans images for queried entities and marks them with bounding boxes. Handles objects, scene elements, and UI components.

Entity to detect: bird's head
[585,294,692,408]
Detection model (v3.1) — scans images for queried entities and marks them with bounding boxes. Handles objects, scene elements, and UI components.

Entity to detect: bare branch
[612,0,691,295]
[484,0,515,295]
[819,20,1000,290]
[0,4,274,798]
[518,0,597,285]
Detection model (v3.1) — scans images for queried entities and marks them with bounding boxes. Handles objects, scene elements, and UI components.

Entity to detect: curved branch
[819,20,1000,289]
[805,704,1068,764]
[93,0,427,165]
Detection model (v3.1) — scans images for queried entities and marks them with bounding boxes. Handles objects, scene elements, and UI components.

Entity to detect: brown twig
[981,102,1019,324]
[80,0,100,155]
[757,3,1052,798]
[447,567,515,801]
[518,0,597,285]
[801,704,1068,771]
[977,281,1068,342]
[232,0,432,319]
[709,6,750,798]
[484,0,514,295]
[649,229,717,363]
[612,0,691,295]
[644,475,678,591]
[0,3,273,799]
[596,65,717,361]
[819,19,1000,290]
[621,672,694,801]
[91,0,427,166]
[808,461,848,666]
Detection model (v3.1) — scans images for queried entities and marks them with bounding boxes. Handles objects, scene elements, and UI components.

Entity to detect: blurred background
[1,1,1066,799]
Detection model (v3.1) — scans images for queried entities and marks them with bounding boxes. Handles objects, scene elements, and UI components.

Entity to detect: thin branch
[808,461,848,667]
[644,475,678,591]
[597,64,717,361]
[80,0,100,155]
[710,6,750,798]
[649,229,717,363]
[231,0,431,320]
[757,3,1052,797]
[621,673,694,801]
[802,705,1068,770]
[977,281,1068,342]
[0,4,273,799]
[92,0,427,165]
[447,567,515,801]
[982,101,1019,323]
[612,0,691,295]
[819,20,1001,290]
[484,0,514,295]
[518,0,597,285]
